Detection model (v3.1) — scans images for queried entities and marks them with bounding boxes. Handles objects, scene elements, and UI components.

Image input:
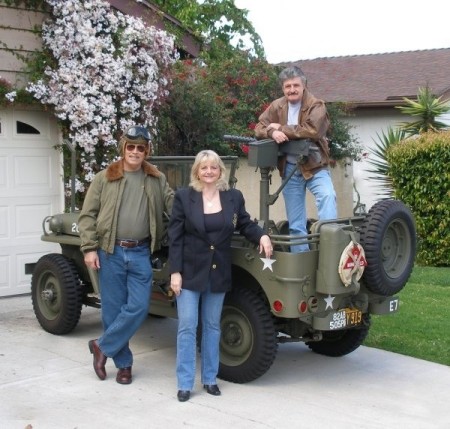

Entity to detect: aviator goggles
[125,126,151,142]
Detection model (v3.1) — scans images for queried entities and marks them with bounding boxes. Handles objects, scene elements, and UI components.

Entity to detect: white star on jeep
[260,257,276,272]
[324,294,335,310]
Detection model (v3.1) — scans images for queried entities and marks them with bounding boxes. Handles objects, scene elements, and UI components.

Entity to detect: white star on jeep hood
[260,257,276,272]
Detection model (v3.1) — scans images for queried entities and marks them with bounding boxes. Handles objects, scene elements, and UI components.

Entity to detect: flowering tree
[26,0,176,201]
[154,53,281,156]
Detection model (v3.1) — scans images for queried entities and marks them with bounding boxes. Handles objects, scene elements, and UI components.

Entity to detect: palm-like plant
[396,86,450,134]
[366,127,407,200]
[366,86,450,200]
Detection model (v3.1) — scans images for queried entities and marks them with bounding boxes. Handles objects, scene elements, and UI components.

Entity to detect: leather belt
[115,238,149,248]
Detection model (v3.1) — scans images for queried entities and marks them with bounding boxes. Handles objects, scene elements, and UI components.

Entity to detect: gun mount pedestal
[247,138,312,228]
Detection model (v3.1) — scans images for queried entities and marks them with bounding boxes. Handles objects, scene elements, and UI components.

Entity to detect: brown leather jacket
[255,88,330,180]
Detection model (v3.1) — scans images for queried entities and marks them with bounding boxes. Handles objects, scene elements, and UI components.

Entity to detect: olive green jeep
[26,139,416,383]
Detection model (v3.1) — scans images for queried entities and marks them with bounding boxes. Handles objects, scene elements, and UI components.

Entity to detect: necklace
[203,191,217,208]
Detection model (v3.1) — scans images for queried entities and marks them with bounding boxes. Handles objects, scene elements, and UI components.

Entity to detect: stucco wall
[347,108,407,211]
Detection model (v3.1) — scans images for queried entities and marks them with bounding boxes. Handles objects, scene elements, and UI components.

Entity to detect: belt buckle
[118,239,138,248]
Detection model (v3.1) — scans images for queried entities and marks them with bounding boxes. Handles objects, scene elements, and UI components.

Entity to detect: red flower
[257,103,271,116]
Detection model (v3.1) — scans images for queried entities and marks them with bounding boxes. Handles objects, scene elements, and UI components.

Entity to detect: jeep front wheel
[31,253,83,335]
[218,288,277,383]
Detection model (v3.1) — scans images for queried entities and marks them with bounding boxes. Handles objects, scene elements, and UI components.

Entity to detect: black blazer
[168,187,264,293]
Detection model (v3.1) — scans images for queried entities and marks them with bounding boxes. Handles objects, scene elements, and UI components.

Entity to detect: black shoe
[204,384,221,396]
[177,390,190,402]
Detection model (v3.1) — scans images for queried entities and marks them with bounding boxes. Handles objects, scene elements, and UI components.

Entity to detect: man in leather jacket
[255,66,337,252]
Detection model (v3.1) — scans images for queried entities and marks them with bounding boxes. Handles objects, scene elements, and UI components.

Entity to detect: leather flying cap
[124,126,152,143]
[119,125,152,156]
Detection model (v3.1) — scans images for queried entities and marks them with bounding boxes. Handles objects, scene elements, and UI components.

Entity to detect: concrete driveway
[1,295,449,429]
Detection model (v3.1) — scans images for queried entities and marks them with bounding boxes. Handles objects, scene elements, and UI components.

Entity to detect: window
[16,121,40,134]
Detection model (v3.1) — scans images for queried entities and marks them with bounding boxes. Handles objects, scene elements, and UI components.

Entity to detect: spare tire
[359,200,416,296]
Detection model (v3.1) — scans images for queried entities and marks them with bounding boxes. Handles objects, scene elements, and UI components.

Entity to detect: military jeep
[26,138,417,383]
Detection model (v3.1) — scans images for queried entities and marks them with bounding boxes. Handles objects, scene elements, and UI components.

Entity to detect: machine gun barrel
[223,135,256,143]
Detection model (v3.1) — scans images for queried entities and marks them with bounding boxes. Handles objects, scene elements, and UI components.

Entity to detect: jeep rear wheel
[218,288,277,383]
[307,315,370,356]
[360,200,416,296]
[31,254,83,335]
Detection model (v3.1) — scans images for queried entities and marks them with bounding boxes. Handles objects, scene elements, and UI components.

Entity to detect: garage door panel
[14,154,55,188]
[1,151,60,197]
[15,203,54,238]
[1,201,59,241]
[0,206,9,238]
[0,156,6,186]
[0,255,9,290]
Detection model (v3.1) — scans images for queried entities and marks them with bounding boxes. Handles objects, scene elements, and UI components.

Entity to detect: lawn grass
[364,266,450,366]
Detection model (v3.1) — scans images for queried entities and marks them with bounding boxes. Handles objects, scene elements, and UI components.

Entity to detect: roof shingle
[285,48,450,106]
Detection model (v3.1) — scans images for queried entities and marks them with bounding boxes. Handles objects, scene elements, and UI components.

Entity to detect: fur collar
[105,159,161,181]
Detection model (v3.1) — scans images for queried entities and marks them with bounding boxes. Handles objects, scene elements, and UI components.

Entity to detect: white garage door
[0,110,62,297]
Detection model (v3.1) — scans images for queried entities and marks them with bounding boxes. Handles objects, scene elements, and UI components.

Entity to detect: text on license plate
[329,308,362,330]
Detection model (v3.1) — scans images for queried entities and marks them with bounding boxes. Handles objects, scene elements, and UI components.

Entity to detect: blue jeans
[97,244,152,368]
[282,163,337,253]
[175,284,225,391]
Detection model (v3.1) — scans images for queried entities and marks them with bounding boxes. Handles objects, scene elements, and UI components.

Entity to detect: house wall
[0,4,47,87]
[345,108,408,211]
[440,112,450,126]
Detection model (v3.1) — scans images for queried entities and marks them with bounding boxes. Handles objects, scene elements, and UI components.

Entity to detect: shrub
[388,131,450,266]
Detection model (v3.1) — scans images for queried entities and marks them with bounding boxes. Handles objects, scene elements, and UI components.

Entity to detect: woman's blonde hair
[190,150,229,192]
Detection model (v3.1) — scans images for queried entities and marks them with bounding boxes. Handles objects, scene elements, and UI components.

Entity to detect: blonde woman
[168,150,272,402]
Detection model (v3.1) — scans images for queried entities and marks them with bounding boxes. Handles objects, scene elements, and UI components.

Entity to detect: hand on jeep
[271,130,289,144]
[84,250,100,270]
[170,272,183,297]
[259,235,273,258]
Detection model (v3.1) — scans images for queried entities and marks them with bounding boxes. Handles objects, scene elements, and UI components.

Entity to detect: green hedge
[388,131,450,266]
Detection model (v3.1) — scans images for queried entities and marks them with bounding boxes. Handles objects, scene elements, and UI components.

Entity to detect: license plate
[345,308,362,327]
[329,308,363,330]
